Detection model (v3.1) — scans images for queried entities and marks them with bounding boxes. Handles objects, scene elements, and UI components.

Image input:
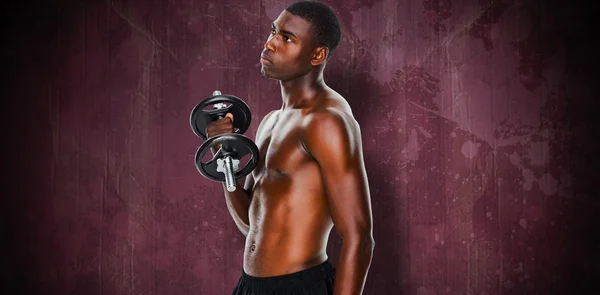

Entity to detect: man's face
[260,11,317,81]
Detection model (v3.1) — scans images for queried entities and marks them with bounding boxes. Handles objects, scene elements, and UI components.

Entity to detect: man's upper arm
[243,110,277,194]
[303,109,373,241]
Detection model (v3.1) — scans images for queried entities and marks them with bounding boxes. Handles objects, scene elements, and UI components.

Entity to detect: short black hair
[285,1,342,62]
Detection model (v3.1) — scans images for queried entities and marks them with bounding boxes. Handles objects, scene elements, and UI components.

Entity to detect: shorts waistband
[241,259,335,290]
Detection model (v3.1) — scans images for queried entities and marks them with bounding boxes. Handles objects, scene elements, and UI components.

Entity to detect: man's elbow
[236,222,250,237]
[343,230,375,251]
[357,233,375,258]
[363,234,375,253]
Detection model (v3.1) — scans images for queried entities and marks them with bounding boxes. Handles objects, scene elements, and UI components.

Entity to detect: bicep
[242,110,276,195]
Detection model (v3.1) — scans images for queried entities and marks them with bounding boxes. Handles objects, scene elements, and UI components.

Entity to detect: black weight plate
[195,133,259,181]
[190,94,252,139]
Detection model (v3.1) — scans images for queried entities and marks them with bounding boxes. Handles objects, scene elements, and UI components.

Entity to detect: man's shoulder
[263,109,280,120]
[306,94,356,127]
[256,109,279,128]
[301,95,362,160]
[303,97,360,144]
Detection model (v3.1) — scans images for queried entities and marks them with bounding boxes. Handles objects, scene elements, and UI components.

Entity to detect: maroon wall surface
[4,0,599,294]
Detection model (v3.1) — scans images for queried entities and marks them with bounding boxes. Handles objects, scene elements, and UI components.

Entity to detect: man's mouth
[260,54,272,64]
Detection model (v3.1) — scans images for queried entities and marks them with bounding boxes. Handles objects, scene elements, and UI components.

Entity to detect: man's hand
[205,113,235,155]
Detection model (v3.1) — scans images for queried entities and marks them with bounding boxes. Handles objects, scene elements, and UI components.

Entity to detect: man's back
[242,89,353,277]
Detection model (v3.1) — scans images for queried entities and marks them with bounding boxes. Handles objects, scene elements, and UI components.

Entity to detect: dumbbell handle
[212,90,237,192]
[211,90,233,151]
[223,156,237,192]
[213,91,226,120]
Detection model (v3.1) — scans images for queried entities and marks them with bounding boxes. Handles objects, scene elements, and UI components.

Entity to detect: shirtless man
[206,2,374,294]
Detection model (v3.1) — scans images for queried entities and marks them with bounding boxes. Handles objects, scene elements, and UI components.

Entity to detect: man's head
[260,1,342,81]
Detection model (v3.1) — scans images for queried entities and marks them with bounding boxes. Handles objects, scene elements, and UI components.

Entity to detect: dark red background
[3,0,599,294]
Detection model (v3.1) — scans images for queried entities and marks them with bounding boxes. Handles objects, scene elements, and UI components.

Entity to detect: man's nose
[264,36,276,52]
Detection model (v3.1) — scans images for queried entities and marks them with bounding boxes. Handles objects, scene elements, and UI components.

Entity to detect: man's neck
[279,69,327,110]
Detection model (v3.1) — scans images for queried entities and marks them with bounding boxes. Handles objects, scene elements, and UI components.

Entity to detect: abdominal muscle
[242,170,333,277]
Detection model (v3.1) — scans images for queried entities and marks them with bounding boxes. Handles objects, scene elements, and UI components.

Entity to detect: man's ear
[310,46,329,66]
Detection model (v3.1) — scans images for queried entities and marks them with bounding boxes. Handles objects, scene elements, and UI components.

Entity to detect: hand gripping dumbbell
[190,90,259,192]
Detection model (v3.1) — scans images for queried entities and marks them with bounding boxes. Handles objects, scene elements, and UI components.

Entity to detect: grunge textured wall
[4,0,599,294]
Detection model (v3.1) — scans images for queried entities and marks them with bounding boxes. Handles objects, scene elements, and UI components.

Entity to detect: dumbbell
[190,90,253,139]
[189,90,259,192]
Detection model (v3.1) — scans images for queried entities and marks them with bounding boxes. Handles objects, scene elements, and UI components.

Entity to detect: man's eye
[269,29,291,42]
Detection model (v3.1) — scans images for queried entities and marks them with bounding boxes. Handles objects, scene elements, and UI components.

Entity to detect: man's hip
[231,259,336,295]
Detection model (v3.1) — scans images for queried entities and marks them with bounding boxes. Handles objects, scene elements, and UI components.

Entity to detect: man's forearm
[222,179,251,236]
[333,236,375,295]
[211,146,251,236]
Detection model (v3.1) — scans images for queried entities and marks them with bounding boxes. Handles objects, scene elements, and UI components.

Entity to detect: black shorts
[231,259,336,295]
